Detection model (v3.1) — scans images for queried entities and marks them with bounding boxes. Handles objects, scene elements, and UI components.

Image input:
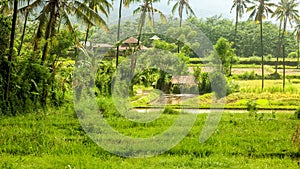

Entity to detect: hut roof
[123,37,139,44]
[171,76,197,85]
[150,35,161,40]
[117,45,150,51]
[93,43,113,48]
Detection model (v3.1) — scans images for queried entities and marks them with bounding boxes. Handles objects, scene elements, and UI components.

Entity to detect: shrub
[266,72,281,80]
[226,79,240,95]
[163,106,178,115]
[240,71,257,80]
[288,51,297,58]
[249,56,261,62]
[198,72,212,94]
[247,99,258,117]
[294,108,300,120]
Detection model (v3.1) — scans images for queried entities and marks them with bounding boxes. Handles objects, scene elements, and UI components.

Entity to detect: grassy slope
[1,106,299,168]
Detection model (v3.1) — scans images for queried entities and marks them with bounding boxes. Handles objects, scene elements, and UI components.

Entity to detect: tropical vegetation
[1,0,300,168]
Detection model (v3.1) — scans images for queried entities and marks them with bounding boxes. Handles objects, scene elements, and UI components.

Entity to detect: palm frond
[74,1,108,31]
[133,6,141,15]
[171,2,179,15]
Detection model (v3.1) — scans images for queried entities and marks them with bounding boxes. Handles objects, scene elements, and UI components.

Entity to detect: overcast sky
[109,0,300,24]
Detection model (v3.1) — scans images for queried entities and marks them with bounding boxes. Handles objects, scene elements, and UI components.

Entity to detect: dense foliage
[0,0,299,114]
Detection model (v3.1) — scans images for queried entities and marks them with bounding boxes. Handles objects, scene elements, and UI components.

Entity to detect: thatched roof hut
[123,37,139,44]
[171,76,197,85]
[116,37,149,51]
[150,35,161,40]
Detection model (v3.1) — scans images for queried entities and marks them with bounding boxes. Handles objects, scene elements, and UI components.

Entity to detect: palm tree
[272,8,283,73]
[230,0,249,76]
[29,0,110,105]
[35,0,109,64]
[168,0,195,53]
[231,0,249,45]
[83,0,112,48]
[116,0,133,67]
[168,0,195,27]
[295,23,300,69]
[5,0,18,102]
[18,0,31,56]
[274,0,299,90]
[247,0,275,90]
[273,0,299,70]
[133,0,166,46]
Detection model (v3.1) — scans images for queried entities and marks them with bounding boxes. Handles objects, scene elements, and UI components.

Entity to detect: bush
[266,72,281,80]
[240,71,257,80]
[198,72,212,94]
[247,99,258,117]
[96,97,121,118]
[226,79,240,95]
[95,61,115,96]
[288,51,297,58]
[249,56,261,62]
[163,106,178,115]
[294,108,300,120]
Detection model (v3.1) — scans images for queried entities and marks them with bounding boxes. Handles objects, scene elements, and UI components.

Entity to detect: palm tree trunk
[275,20,282,73]
[41,1,57,106]
[116,0,123,67]
[18,0,30,56]
[135,9,146,79]
[281,17,287,91]
[234,8,238,46]
[297,40,299,69]
[231,9,239,76]
[177,15,182,53]
[179,15,182,28]
[34,22,43,52]
[84,24,90,48]
[260,21,264,90]
[57,17,62,33]
[5,0,18,102]
[137,12,145,46]
[41,3,56,65]
[150,0,154,27]
[283,45,285,91]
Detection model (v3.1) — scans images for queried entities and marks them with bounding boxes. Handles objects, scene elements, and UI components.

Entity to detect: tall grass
[0,106,298,168]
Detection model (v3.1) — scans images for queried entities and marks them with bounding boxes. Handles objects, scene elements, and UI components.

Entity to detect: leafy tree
[153,40,177,52]
[0,14,10,57]
[0,0,10,14]
[214,37,236,76]
[0,14,11,112]
[30,0,110,105]
[247,0,275,90]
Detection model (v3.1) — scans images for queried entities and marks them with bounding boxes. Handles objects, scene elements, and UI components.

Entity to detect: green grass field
[1,106,300,168]
[2,58,300,168]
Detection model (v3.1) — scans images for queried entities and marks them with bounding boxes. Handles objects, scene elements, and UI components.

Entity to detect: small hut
[150,35,161,40]
[93,43,113,55]
[116,37,149,53]
[170,75,198,94]
[170,76,197,85]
